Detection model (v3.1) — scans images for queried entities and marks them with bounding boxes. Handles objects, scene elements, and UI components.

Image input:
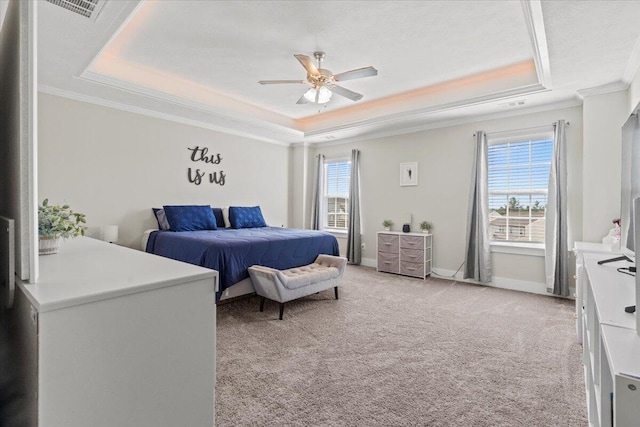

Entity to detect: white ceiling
[37,0,640,145]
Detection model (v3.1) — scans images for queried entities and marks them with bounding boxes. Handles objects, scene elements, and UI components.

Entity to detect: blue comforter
[145,227,340,301]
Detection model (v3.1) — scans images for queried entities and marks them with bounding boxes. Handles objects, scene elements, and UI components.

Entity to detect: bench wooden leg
[259,296,265,312]
[334,286,339,300]
[279,303,285,320]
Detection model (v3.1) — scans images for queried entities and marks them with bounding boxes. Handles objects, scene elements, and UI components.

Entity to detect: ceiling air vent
[46,0,105,20]
[499,100,527,108]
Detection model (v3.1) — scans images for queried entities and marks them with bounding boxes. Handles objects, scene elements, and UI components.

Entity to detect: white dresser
[579,252,640,426]
[377,231,432,279]
[9,237,218,427]
[573,242,620,344]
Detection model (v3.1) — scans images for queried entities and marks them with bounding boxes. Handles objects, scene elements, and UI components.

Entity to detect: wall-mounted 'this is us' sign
[187,146,226,186]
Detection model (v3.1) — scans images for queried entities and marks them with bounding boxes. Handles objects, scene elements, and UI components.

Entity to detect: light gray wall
[38,89,631,292]
[305,106,584,287]
[582,90,628,242]
[289,145,307,229]
[38,93,290,249]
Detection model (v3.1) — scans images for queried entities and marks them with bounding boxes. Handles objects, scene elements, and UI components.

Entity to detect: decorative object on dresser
[419,221,433,234]
[382,219,393,231]
[402,212,411,233]
[37,199,86,255]
[399,162,418,186]
[377,231,432,279]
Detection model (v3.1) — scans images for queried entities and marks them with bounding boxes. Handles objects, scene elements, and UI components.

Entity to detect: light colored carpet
[215,266,587,427]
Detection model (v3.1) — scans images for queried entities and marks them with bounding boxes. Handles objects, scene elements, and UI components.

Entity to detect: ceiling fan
[258,51,378,105]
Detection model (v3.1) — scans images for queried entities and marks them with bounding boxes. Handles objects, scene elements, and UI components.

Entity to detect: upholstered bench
[248,254,347,320]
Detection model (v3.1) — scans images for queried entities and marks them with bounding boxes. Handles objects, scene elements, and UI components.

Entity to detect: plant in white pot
[38,199,86,255]
[382,219,393,231]
[419,221,433,234]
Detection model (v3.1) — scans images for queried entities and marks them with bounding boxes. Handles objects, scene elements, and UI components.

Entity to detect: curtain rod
[473,122,569,138]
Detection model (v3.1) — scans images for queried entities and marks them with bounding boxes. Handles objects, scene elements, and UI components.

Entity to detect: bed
[144,227,340,302]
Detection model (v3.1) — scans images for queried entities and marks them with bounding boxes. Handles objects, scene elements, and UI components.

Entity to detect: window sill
[490,241,545,257]
[323,228,348,237]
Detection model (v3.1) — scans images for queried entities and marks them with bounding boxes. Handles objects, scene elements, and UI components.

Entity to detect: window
[488,132,553,244]
[324,160,351,230]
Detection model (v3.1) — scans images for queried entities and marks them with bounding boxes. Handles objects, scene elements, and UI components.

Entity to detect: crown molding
[576,81,629,99]
[307,98,582,148]
[77,70,301,135]
[623,33,640,84]
[304,83,549,140]
[38,85,298,147]
[521,0,552,89]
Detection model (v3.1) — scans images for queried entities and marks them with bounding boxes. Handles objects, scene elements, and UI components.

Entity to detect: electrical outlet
[361,243,366,250]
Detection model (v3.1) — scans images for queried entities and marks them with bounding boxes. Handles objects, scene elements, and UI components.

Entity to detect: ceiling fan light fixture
[317,86,332,103]
[303,86,332,104]
[303,87,317,103]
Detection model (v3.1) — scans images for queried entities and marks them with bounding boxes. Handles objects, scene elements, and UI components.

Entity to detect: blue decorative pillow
[152,208,171,230]
[229,206,267,229]
[162,205,218,232]
[211,207,226,228]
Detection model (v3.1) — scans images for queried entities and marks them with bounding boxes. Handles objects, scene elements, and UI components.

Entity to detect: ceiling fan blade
[296,93,309,104]
[328,85,363,102]
[294,54,319,76]
[333,66,378,82]
[258,80,307,85]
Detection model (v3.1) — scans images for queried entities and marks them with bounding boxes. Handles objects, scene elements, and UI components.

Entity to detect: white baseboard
[361,257,376,268]
[357,259,575,299]
[432,267,552,296]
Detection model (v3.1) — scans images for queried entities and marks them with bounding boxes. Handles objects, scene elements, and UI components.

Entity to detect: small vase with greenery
[419,221,433,234]
[38,199,86,255]
[382,219,393,231]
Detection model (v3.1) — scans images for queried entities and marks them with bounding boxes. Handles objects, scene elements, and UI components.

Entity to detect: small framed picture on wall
[400,162,418,186]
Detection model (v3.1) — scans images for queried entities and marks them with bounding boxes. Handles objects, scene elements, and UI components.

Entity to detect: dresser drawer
[400,235,425,250]
[400,260,424,278]
[378,252,400,273]
[400,248,424,263]
[378,234,399,253]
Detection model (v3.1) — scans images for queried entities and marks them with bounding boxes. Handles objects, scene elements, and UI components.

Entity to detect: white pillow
[222,206,231,228]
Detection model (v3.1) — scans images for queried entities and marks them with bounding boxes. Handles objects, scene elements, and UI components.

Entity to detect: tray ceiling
[37,1,640,144]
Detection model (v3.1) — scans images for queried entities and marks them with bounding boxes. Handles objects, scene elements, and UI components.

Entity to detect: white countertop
[573,241,620,254]
[584,252,636,330]
[377,230,431,237]
[18,237,217,313]
[601,324,640,379]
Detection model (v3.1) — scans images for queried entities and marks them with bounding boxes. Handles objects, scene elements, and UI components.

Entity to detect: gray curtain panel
[311,154,324,230]
[545,120,569,296]
[346,149,361,264]
[464,131,492,282]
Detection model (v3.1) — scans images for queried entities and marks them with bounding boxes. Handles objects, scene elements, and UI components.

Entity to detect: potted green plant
[419,221,433,234]
[382,219,393,231]
[38,199,86,255]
